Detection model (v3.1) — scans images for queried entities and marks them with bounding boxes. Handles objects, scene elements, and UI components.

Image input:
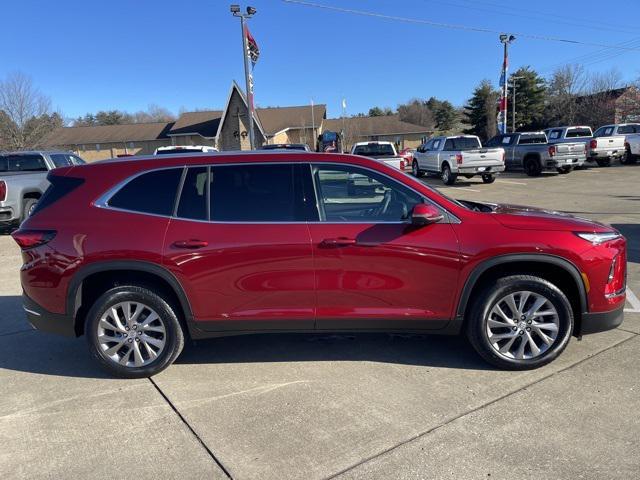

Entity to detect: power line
[282,0,640,52]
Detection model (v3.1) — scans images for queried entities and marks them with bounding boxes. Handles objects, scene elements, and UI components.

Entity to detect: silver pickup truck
[593,123,640,165]
[412,135,505,185]
[485,132,585,176]
[543,126,625,167]
[0,151,85,225]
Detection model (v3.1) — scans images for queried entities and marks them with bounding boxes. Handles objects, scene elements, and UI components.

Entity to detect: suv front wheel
[86,286,184,378]
[466,275,573,370]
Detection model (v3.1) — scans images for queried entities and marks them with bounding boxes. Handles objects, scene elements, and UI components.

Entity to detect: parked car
[154,146,218,155]
[259,143,311,151]
[12,152,626,377]
[543,126,625,167]
[593,123,640,165]
[412,135,505,185]
[0,151,85,225]
[623,133,640,164]
[485,132,585,176]
[398,147,415,165]
[350,141,406,170]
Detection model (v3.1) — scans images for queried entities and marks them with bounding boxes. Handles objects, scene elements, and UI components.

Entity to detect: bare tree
[545,64,587,126]
[575,68,623,127]
[397,99,435,130]
[0,72,60,150]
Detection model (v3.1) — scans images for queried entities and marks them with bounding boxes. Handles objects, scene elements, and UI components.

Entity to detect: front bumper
[457,165,505,175]
[579,303,624,335]
[22,294,77,337]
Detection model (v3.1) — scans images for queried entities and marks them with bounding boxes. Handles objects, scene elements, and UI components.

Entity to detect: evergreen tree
[510,67,546,130]
[464,80,499,141]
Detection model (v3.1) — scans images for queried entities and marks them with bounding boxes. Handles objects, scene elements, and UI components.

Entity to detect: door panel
[163,163,315,331]
[310,164,461,329]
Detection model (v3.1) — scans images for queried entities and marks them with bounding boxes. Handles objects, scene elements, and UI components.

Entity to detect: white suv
[154,146,218,155]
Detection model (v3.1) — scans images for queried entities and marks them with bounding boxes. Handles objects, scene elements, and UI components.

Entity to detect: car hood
[489,203,613,232]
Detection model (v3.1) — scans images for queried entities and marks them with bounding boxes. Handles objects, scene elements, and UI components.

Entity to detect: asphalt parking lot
[1,163,639,480]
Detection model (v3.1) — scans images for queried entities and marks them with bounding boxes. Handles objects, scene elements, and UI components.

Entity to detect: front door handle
[172,239,209,249]
[321,237,357,246]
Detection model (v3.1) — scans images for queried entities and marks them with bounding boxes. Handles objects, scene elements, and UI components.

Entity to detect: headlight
[575,232,621,245]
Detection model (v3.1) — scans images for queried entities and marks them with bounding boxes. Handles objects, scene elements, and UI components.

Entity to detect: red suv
[13,152,626,377]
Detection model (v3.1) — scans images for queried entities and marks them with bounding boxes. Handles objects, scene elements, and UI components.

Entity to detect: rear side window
[0,154,47,172]
[109,168,182,216]
[617,125,637,134]
[210,164,301,221]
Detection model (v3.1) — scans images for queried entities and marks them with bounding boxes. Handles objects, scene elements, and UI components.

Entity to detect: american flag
[245,26,260,67]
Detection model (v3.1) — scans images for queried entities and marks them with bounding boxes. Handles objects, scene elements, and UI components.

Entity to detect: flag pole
[311,99,316,151]
[240,16,256,150]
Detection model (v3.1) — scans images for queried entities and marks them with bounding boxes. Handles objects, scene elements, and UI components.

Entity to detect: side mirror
[411,204,443,226]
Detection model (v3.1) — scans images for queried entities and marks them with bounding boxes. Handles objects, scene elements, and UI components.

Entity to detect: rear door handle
[321,237,357,246]
[172,239,209,249]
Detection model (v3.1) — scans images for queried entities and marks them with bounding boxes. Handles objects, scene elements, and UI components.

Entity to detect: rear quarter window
[108,168,183,216]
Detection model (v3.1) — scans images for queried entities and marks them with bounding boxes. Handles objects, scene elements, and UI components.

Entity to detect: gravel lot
[1,163,638,480]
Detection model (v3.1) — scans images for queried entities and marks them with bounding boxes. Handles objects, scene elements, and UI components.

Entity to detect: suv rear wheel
[86,286,184,378]
[466,275,573,370]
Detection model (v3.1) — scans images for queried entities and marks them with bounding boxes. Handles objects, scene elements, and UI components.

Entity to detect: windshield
[156,148,204,155]
[353,143,395,156]
[566,128,592,138]
[518,134,547,145]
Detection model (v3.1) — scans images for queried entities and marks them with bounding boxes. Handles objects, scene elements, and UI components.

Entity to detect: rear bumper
[22,293,77,337]
[457,165,505,174]
[579,303,624,335]
[588,149,623,159]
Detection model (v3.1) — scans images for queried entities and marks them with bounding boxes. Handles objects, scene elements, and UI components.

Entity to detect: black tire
[466,275,573,370]
[21,198,38,223]
[556,167,572,174]
[86,285,184,378]
[524,158,542,177]
[441,163,457,185]
[412,160,424,178]
[481,173,496,183]
[624,150,637,164]
[596,157,611,167]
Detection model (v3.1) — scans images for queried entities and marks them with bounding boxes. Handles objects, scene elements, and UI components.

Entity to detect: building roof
[168,110,223,137]
[323,115,432,136]
[43,122,174,146]
[256,105,326,135]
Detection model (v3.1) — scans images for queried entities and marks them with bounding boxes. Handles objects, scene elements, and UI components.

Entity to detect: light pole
[510,76,524,133]
[499,34,516,134]
[231,4,257,149]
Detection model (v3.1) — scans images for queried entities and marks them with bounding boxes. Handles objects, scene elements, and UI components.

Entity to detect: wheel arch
[455,254,588,333]
[67,261,194,337]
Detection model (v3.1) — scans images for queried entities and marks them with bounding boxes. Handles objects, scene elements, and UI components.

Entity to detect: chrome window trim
[93,161,461,225]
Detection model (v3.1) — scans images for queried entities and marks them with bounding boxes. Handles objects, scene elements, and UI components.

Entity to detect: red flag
[245,26,260,67]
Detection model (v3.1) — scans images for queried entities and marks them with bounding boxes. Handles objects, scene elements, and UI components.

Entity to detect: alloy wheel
[97,301,167,367]
[485,290,559,360]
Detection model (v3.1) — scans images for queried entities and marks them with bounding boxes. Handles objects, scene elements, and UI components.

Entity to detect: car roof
[0,150,75,156]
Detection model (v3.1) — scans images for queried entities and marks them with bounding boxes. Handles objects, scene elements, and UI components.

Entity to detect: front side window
[108,168,183,216]
[548,129,562,140]
[50,154,72,168]
[210,164,306,222]
[313,165,423,222]
[432,139,442,150]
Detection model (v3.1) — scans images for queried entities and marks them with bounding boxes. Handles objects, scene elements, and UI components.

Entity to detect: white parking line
[496,180,527,186]
[439,187,481,193]
[625,287,640,313]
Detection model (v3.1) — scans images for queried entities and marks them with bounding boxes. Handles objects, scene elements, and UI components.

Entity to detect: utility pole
[499,34,516,135]
[231,5,257,149]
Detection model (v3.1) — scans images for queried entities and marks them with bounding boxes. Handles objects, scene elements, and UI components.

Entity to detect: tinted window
[353,143,395,156]
[548,129,562,140]
[518,134,547,145]
[210,164,303,221]
[50,154,73,168]
[485,136,500,147]
[444,137,481,150]
[617,125,638,134]
[313,165,423,222]
[566,128,592,138]
[432,139,441,150]
[109,168,182,215]
[177,167,208,220]
[0,154,47,172]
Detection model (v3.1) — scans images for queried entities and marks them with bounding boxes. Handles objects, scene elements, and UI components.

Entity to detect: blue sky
[2,0,640,120]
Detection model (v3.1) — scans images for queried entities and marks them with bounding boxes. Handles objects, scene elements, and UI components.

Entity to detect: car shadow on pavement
[0,294,492,377]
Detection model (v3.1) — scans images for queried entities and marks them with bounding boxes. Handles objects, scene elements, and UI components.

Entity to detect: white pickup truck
[544,126,625,167]
[350,141,406,170]
[593,123,640,165]
[412,135,505,185]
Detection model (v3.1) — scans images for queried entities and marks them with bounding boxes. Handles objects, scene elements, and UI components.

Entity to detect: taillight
[11,229,56,250]
[0,180,6,201]
[589,139,597,149]
[548,145,556,157]
[456,153,463,165]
